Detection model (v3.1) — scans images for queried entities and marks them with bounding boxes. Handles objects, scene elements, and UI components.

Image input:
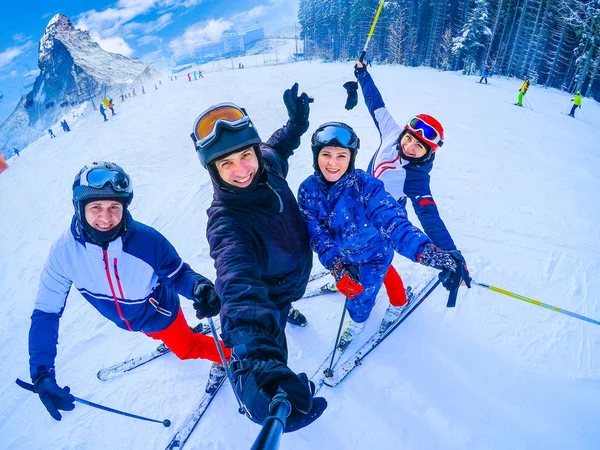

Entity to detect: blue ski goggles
[311,123,360,151]
[192,103,251,149]
[80,167,132,193]
[406,117,443,148]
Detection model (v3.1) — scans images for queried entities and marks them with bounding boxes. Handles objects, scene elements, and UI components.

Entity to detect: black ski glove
[343,81,359,110]
[192,280,221,319]
[33,371,75,421]
[283,82,313,126]
[419,243,471,307]
[231,351,327,432]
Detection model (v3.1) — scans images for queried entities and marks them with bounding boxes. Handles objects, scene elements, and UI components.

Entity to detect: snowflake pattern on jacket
[298,169,431,322]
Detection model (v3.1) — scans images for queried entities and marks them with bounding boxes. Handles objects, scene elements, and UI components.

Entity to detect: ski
[308,268,330,282]
[303,280,337,298]
[165,364,227,449]
[323,277,440,387]
[98,282,336,381]
[97,323,212,381]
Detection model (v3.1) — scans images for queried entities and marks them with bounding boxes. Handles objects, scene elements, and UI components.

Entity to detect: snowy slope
[1,62,599,450]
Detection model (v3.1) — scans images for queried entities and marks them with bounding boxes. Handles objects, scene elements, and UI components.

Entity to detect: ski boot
[379,286,414,334]
[337,319,365,352]
[206,363,226,394]
[287,306,308,327]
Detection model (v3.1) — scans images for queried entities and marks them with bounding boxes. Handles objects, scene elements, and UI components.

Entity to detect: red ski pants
[146,309,231,364]
[384,265,408,307]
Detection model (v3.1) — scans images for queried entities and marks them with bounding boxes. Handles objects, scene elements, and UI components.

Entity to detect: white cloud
[168,18,233,58]
[12,33,31,43]
[138,35,162,46]
[0,42,34,69]
[91,33,135,57]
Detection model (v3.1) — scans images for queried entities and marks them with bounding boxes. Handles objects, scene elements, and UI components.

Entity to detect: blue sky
[0,0,299,124]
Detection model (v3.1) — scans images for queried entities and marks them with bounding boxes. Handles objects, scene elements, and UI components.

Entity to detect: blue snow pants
[345,248,394,323]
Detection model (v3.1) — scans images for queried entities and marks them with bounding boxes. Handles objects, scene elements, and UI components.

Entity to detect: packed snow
[1,61,599,449]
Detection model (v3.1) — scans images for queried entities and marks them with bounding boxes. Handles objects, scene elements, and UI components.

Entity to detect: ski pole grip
[358,51,366,63]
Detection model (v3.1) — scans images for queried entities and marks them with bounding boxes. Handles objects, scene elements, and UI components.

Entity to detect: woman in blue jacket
[298,122,469,347]
[28,161,228,422]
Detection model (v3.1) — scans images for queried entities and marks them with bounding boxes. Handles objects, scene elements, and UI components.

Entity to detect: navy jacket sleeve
[124,222,209,299]
[207,215,285,361]
[297,179,343,269]
[263,120,309,178]
[361,173,431,261]
[357,71,403,139]
[403,165,457,251]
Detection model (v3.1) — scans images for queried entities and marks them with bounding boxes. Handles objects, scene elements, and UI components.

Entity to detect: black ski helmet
[311,122,360,172]
[191,102,262,169]
[72,161,133,223]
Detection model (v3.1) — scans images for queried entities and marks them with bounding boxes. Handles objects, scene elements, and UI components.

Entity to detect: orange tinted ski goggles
[192,103,250,149]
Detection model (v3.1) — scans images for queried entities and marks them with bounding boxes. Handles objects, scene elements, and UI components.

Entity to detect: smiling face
[84,200,124,232]
[214,146,259,188]
[317,146,352,183]
[399,132,429,159]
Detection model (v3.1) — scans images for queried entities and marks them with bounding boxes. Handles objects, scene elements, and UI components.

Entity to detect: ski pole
[207,317,246,415]
[525,96,534,110]
[15,378,171,426]
[358,0,385,63]
[324,300,348,378]
[472,281,600,326]
[360,277,443,361]
[250,390,291,450]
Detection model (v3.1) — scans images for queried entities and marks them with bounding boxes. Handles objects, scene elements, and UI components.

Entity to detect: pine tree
[452,0,492,74]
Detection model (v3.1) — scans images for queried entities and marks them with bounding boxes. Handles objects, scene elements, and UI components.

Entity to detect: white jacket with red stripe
[358,70,456,251]
[28,213,208,378]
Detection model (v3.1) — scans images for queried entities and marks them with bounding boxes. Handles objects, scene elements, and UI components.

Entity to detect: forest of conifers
[298,0,600,99]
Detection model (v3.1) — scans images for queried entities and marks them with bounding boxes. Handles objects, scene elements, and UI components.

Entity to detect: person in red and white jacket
[354,61,471,318]
[28,161,229,422]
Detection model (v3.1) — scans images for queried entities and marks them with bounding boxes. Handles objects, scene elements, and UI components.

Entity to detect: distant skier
[155,84,158,90]
[188,73,191,82]
[479,66,489,84]
[108,98,116,116]
[142,85,146,95]
[132,88,137,97]
[568,91,582,117]
[27,161,230,421]
[60,120,70,132]
[99,103,107,121]
[120,94,125,102]
[365,54,373,67]
[48,129,55,139]
[14,147,20,156]
[516,75,530,107]
[298,122,468,348]
[198,70,203,78]
[353,60,471,327]
[193,71,197,80]
[190,88,327,431]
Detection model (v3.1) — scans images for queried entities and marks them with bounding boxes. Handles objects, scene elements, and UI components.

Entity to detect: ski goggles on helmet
[312,123,360,151]
[405,117,443,148]
[79,167,132,193]
[192,103,251,149]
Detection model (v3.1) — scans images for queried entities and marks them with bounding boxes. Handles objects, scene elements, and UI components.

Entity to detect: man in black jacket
[190,84,327,431]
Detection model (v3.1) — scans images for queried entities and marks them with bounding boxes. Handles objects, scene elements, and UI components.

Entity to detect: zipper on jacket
[266,182,284,213]
[103,249,132,331]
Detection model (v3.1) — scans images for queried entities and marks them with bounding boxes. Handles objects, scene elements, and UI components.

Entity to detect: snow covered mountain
[0,14,158,158]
